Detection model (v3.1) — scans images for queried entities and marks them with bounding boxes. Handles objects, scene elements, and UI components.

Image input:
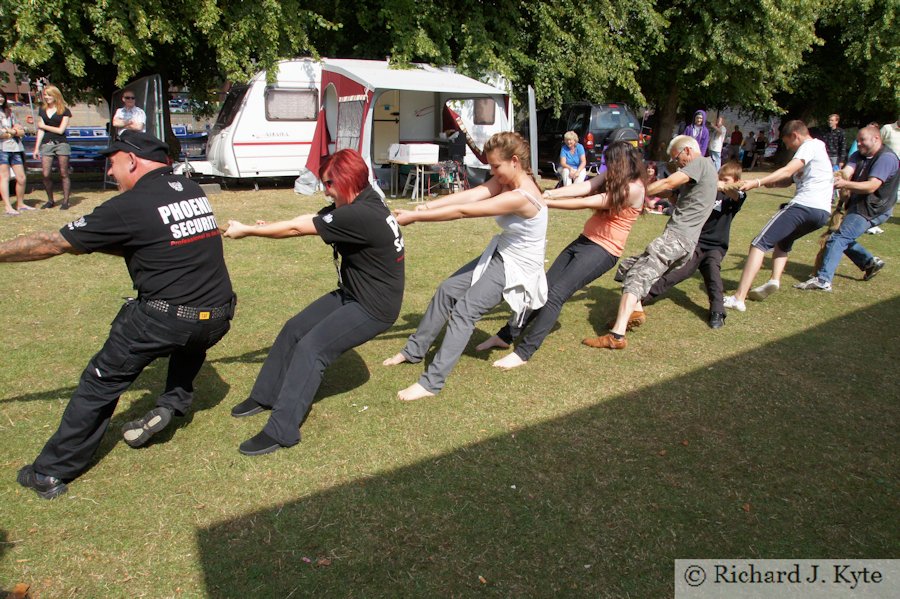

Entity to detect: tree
[0,1,337,152]
[309,0,663,115]
[636,1,821,159]
[777,0,900,125]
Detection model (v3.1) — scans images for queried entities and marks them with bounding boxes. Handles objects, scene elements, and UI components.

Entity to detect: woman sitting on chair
[559,130,587,186]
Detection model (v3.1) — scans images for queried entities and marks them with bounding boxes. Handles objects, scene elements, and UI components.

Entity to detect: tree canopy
[1,0,895,155]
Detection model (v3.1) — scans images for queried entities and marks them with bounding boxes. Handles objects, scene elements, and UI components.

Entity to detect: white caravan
[179,58,512,185]
[181,59,322,179]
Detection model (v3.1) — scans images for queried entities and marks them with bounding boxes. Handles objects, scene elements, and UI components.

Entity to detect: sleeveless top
[583,203,642,257]
[0,112,24,153]
[472,188,548,325]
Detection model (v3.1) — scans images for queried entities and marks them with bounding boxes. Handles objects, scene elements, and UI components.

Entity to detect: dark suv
[526,102,641,174]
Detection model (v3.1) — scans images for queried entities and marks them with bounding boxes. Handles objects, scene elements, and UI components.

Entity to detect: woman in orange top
[480,141,647,369]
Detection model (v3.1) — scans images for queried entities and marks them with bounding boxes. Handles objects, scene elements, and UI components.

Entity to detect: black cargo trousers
[33,297,233,481]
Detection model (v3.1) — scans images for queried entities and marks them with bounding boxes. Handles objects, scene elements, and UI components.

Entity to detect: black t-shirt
[697,190,746,252]
[312,186,405,323]
[38,108,73,144]
[60,167,233,306]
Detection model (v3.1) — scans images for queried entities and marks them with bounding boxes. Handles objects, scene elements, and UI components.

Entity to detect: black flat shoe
[17,464,68,499]
[231,397,267,418]
[122,407,173,448]
[708,311,726,329]
[40,200,56,209]
[60,202,70,210]
[239,431,283,456]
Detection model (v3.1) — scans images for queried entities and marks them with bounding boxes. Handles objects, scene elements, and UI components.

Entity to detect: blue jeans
[816,211,889,282]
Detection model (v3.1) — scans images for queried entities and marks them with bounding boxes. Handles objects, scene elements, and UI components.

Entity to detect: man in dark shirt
[821,113,847,168]
[795,126,898,291]
[0,131,235,499]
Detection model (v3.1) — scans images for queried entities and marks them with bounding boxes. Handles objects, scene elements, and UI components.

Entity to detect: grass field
[0,174,897,598]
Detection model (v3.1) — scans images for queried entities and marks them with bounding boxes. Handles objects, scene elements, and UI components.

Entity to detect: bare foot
[397,383,435,401]
[475,335,510,352]
[382,353,408,366]
[493,352,526,370]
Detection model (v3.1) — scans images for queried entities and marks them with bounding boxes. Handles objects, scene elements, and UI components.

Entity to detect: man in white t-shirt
[708,115,727,171]
[112,90,146,134]
[723,120,832,312]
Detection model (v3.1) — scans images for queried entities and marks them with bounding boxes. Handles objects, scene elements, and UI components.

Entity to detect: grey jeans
[401,252,506,393]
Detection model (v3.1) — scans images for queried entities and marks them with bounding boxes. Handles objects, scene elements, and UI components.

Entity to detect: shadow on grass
[196,299,899,596]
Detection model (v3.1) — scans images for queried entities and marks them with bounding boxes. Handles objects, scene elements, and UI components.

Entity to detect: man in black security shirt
[0,130,234,499]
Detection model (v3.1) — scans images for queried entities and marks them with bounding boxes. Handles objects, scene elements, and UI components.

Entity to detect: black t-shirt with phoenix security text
[59,167,233,307]
[313,185,405,323]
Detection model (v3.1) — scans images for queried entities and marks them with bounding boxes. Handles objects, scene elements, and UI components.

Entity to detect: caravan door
[372,90,399,165]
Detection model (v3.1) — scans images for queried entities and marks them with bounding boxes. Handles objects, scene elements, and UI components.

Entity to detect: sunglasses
[123,96,136,100]
[116,135,144,153]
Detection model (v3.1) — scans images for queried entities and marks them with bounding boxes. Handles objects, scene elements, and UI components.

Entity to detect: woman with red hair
[223,149,405,455]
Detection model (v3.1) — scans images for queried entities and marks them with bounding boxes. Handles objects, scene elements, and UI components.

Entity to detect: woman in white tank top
[383,132,547,401]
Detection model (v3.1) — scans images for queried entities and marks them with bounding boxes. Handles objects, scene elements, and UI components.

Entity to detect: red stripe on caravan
[232,141,314,146]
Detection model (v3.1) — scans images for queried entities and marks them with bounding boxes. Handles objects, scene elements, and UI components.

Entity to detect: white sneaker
[748,279,780,301]
[793,277,832,291]
[866,226,884,235]
[723,295,746,312]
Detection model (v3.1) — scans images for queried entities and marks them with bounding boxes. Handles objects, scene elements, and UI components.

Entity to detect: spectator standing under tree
[32,85,72,210]
[822,113,847,169]
[750,131,767,170]
[708,115,727,170]
[794,126,898,291]
[0,95,30,215]
[881,117,900,156]
[682,110,710,157]
[728,125,744,163]
[742,131,756,168]
[724,120,832,312]
[112,89,146,134]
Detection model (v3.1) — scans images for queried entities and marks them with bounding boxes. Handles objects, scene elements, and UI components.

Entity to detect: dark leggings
[641,246,726,313]
[41,154,71,203]
[497,235,618,361]
[250,290,393,446]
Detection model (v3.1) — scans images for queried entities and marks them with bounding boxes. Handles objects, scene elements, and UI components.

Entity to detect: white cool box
[388,143,440,164]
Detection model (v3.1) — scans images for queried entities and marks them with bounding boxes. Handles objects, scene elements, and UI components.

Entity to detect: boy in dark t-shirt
[640,160,746,329]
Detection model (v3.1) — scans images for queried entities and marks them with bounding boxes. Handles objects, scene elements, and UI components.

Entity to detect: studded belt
[143,297,234,321]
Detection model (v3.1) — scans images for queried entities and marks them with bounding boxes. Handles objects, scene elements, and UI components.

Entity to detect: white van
[181,59,322,179]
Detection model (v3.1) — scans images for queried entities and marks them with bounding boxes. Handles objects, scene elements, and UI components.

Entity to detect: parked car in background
[523,102,641,174]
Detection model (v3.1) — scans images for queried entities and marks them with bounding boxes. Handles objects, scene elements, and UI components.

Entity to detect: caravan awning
[321,59,506,97]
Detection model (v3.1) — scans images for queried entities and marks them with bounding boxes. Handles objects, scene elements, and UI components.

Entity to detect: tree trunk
[652,82,681,161]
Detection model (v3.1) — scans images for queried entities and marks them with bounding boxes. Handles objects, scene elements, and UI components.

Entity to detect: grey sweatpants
[401,252,506,393]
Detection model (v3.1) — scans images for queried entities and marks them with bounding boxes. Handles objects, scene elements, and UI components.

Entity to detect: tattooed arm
[0,231,84,262]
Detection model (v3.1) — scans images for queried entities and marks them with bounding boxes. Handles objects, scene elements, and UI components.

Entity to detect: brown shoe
[605,311,646,331]
[583,333,627,349]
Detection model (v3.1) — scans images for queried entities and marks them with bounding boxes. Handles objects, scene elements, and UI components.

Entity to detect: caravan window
[336,99,365,151]
[265,88,318,121]
[473,98,496,125]
[215,84,250,129]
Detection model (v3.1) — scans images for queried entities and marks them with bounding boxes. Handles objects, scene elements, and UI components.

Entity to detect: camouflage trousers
[619,229,696,299]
